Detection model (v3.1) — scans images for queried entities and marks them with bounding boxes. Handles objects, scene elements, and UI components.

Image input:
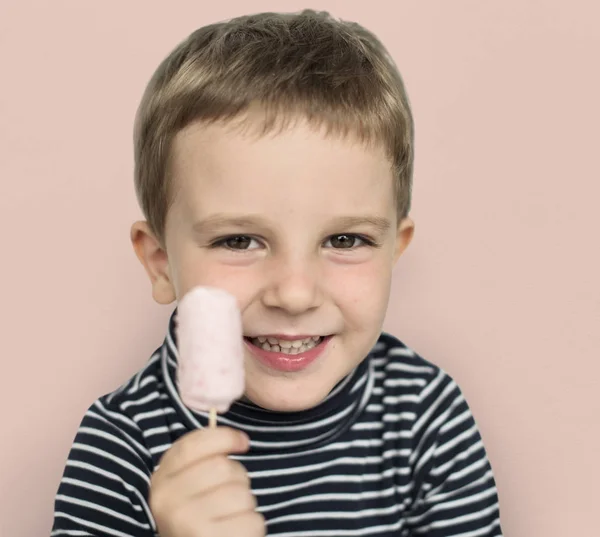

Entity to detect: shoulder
[372,332,465,411]
[74,349,166,470]
[52,355,166,533]
[372,331,445,385]
[102,347,165,410]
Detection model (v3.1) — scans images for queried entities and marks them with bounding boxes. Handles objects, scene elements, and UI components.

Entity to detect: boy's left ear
[393,217,415,264]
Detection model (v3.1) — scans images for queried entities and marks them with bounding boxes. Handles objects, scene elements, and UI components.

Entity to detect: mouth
[243,335,332,372]
[244,335,324,355]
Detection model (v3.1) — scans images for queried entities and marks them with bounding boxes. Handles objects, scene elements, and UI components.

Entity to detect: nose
[261,254,323,315]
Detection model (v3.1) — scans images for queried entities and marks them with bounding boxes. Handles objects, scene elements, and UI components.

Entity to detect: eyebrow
[191,214,392,235]
[328,216,392,234]
[192,215,270,235]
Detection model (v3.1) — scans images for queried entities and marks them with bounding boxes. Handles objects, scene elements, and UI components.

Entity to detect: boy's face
[132,116,414,412]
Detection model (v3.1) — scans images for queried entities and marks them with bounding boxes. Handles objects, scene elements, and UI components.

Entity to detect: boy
[52,10,503,537]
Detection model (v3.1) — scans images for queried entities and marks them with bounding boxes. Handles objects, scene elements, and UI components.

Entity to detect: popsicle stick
[209,408,217,428]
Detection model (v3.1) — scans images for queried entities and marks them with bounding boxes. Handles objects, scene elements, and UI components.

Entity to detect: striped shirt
[52,311,503,536]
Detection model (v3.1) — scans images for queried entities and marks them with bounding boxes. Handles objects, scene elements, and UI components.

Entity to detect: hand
[150,427,265,537]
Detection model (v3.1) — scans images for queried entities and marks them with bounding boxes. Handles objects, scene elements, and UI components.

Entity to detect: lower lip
[244,336,332,372]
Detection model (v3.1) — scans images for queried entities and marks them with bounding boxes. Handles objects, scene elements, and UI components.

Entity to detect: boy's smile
[243,334,333,373]
[132,114,414,412]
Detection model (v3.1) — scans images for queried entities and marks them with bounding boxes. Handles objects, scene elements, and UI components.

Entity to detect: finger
[152,456,250,510]
[154,427,249,480]
[212,510,266,537]
[195,482,258,521]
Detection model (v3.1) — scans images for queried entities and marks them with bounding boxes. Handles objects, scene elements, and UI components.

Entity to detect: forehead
[170,117,396,219]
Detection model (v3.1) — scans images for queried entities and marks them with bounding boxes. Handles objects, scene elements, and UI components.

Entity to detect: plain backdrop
[1,1,598,536]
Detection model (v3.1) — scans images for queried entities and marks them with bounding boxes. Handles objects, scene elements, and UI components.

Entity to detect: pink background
[1,1,598,535]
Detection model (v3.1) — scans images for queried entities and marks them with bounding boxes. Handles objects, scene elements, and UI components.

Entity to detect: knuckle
[149,470,160,493]
[148,490,167,524]
[230,459,249,480]
[221,426,248,452]
[242,486,258,510]
[247,494,258,511]
[225,426,243,444]
[228,482,257,510]
[173,436,195,465]
[248,511,267,536]
[168,502,196,537]
[211,454,231,476]
[149,482,177,524]
[175,429,206,460]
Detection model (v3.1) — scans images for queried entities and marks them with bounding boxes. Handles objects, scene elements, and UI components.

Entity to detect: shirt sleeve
[51,399,157,537]
[405,370,503,537]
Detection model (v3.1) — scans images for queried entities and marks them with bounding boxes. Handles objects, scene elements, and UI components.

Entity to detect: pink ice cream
[176,286,245,414]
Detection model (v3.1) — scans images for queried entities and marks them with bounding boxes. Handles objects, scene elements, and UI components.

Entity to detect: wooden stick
[209,408,217,428]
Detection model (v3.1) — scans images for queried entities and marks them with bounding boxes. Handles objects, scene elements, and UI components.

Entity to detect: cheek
[176,249,260,302]
[327,260,393,309]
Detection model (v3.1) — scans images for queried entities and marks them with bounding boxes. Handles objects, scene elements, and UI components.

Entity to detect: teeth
[250,335,323,354]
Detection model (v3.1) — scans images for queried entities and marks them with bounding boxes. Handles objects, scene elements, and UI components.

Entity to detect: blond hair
[133,10,414,246]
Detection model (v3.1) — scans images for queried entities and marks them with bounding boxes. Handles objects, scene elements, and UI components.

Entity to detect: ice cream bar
[176,286,245,424]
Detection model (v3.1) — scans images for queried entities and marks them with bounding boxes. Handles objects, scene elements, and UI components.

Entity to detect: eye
[324,234,370,249]
[212,235,261,251]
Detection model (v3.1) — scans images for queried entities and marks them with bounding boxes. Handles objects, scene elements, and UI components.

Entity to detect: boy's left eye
[324,234,369,249]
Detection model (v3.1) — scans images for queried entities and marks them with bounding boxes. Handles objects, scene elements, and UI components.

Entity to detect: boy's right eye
[212,235,260,251]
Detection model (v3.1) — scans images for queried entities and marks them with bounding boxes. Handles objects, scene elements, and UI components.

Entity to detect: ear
[130,221,176,305]
[393,217,415,264]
